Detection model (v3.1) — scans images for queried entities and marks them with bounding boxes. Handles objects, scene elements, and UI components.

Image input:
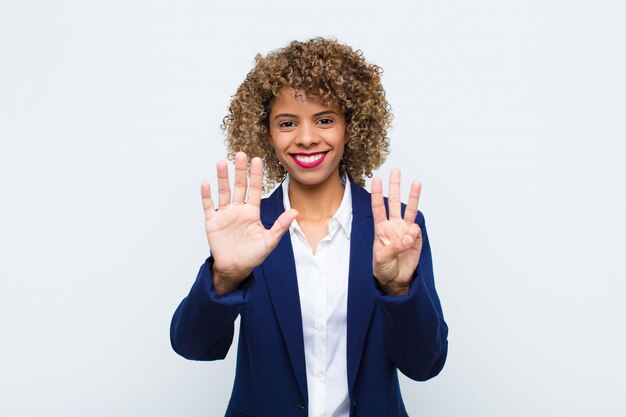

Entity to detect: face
[268,87,347,188]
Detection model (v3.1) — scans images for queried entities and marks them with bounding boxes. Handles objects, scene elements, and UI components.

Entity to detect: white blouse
[282,174,352,417]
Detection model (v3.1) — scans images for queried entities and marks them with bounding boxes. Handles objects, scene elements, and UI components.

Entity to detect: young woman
[170,38,448,417]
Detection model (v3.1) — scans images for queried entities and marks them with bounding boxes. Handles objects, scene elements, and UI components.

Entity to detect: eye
[278,121,296,128]
[316,118,334,126]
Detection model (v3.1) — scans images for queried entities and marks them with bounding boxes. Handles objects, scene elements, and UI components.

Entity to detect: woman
[170,37,448,417]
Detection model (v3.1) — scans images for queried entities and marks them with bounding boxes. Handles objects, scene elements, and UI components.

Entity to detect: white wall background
[1,0,625,416]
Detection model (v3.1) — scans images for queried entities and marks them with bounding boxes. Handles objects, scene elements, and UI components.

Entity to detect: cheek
[336,131,348,149]
[268,136,287,162]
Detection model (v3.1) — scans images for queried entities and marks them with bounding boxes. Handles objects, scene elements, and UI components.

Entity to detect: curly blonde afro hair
[222,37,392,191]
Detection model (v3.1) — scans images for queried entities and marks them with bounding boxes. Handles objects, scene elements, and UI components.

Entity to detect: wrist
[212,265,247,295]
[380,280,410,296]
[213,277,235,296]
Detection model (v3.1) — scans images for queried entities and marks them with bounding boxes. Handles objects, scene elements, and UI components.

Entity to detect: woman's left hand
[371,169,423,296]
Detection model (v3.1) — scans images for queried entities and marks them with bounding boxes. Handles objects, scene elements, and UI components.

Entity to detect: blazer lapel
[260,186,308,403]
[346,183,377,396]
[259,182,379,400]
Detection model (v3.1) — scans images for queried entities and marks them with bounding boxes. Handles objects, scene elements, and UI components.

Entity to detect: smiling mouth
[289,151,328,168]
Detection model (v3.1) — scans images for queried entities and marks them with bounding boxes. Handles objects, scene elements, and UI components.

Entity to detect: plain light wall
[1,0,625,416]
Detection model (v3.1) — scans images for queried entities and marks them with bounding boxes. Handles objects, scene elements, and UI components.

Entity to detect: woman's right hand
[201,152,298,295]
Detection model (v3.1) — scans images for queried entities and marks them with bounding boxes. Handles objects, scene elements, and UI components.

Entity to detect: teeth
[294,153,324,163]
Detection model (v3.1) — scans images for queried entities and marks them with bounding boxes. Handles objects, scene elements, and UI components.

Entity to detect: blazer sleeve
[375,211,449,381]
[170,256,249,361]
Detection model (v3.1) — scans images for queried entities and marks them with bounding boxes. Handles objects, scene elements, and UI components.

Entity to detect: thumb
[265,209,298,250]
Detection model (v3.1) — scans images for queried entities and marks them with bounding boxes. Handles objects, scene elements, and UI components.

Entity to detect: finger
[247,157,263,207]
[409,223,423,250]
[375,235,413,262]
[232,152,248,205]
[403,180,422,225]
[406,223,421,239]
[217,160,230,209]
[388,169,401,220]
[266,209,298,250]
[402,225,424,270]
[371,177,387,225]
[201,180,215,221]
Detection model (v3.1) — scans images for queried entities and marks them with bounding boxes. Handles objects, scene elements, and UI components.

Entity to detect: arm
[370,171,448,380]
[170,257,249,361]
[376,212,448,381]
[170,153,296,360]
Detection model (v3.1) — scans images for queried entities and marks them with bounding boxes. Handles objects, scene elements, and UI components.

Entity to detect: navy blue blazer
[170,181,448,417]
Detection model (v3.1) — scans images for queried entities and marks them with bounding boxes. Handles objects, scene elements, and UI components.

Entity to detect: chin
[286,169,341,187]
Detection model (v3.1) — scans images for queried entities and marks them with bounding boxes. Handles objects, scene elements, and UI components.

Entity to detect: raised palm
[371,170,423,296]
[201,152,297,294]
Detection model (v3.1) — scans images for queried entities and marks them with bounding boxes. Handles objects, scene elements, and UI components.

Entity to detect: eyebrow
[273,110,338,121]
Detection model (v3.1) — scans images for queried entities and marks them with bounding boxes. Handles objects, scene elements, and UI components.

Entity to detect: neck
[288,169,345,222]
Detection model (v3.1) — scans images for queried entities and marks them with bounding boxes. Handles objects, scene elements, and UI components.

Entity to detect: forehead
[270,87,340,114]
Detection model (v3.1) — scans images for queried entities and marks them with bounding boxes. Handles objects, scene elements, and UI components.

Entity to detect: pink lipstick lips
[290,151,328,168]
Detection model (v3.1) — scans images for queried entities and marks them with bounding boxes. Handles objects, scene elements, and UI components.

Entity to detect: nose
[295,121,319,147]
